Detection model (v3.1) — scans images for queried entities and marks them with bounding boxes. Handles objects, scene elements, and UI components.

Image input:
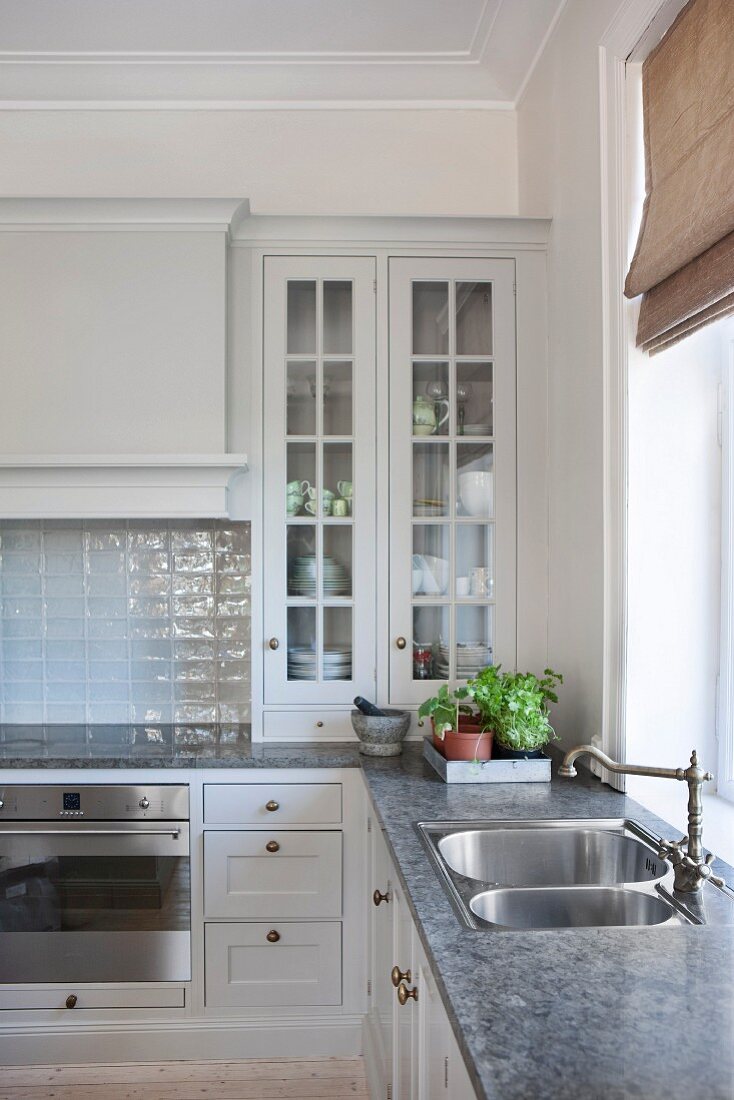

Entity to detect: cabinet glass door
[389,258,516,705]
[264,257,376,706]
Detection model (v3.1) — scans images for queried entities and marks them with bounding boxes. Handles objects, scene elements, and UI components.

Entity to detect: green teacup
[337,480,352,499]
[287,479,310,496]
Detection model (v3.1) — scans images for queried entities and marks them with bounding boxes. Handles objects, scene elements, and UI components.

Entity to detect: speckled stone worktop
[360,747,734,1100]
[1,731,732,1099]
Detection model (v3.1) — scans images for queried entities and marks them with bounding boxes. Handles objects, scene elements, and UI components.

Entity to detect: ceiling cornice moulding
[0,197,250,234]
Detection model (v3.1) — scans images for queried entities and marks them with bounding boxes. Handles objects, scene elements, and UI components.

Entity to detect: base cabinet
[367,815,477,1100]
[204,921,342,1008]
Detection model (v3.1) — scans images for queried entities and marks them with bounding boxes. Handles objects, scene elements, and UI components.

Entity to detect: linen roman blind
[624,0,734,354]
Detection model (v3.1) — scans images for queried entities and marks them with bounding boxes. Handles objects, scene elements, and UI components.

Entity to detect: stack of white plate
[288,555,350,597]
[287,645,352,680]
[463,424,492,436]
[434,641,492,679]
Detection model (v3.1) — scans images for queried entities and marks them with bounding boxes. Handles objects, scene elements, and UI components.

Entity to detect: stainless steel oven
[0,784,190,984]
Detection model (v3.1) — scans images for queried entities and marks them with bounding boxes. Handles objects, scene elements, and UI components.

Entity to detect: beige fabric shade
[624,0,734,354]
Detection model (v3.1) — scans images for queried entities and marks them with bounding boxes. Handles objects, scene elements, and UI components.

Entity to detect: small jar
[413,644,433,679]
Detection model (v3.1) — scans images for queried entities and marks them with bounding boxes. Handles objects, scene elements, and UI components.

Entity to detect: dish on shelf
[412,553,449,595]
[288,554,351,596]
[462,424,492,436]
[287,644,352,680]
[413,498,447,518]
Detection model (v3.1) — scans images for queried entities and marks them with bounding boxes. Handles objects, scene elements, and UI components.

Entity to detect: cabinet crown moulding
[0,197,250,235]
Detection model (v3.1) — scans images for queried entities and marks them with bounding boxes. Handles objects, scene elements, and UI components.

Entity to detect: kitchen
[0,2,733,1099]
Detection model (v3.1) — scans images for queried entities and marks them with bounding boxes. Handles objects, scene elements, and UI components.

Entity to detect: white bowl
[422,554,449,595]
[459,471,494,517]
[412,567,423,594]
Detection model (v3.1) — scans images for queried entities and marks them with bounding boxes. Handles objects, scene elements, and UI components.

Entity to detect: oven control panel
[0,785,189,821]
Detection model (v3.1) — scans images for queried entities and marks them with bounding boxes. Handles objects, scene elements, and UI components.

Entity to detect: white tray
[422,737,552,784]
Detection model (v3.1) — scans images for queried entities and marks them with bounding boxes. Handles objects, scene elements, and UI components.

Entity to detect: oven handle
[0,827,182,838]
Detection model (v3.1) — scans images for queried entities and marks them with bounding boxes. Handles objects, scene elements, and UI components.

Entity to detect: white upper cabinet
[263,256,377,708]
[388,257,517,706]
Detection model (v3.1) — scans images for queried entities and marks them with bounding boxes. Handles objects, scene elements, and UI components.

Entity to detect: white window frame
[718,323,734,804]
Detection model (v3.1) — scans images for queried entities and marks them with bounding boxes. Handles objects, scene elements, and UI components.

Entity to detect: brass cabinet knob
[265,840,280,853]
[316,720,324,728]
[391,965,410,988]
[397,981,418,1005]
[373,888,389,907]
[268,637,280,650]
[266,929,280,943]
[265,800,279,812]
[396,637,407,650]
[65,994,77,1009]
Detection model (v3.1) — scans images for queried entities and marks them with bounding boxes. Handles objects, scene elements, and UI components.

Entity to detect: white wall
[0,109,518,216]
[516,0,624,747]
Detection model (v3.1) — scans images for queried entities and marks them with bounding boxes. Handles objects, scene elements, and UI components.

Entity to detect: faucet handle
[658,836,688,863]
[694,852,726,889]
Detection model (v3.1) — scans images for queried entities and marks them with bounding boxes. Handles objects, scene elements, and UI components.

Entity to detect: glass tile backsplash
[0,520,251,724]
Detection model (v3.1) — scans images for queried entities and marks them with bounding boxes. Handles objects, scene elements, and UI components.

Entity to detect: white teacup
[305,499,332,516]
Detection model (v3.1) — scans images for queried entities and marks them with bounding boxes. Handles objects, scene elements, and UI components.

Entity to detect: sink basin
[437,826,666,886]
[469,886,678,929]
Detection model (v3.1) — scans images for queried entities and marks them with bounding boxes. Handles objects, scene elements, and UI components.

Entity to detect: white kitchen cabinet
[368,820,394,1097]
[203,781,343,825]
[367,816,477,1100]
[204,921,342,1009]
[388,257,517,705]
[262,256,377,725]
[254,237,530,740]
[204,830,342,920]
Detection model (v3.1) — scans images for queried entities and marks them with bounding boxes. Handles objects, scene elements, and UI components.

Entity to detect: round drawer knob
[65,994,77,1010]
[316,720,324,728]
[373,888,389,907]
[265,800,279,812]
[266,840,280,853]
[391,965,410,988]
[266,929,281,943]
[268,637,280,650]
[396,637,407,650]
[398,982,418,1005]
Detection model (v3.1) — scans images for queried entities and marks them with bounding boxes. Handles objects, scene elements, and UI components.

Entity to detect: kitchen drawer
[203,783,342,825]
[263,710,353,740]
[0,986,185,1011]
[204,922,341,1008]
[204,830,342,919]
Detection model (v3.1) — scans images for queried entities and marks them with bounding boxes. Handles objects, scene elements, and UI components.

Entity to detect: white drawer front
[204,831,342,920]
[263,710,355,740]
[204,922,341,1008]
[203,783,342,825]
[0,986,185,1011]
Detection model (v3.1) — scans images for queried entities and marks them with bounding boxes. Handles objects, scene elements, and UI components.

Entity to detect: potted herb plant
[418,685,493,762]
[480,667,562,759]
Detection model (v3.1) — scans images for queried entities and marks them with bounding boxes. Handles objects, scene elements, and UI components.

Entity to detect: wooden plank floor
[0,1058,369,1100]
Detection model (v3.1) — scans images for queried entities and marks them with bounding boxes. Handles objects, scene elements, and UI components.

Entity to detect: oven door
[0,820,190,984]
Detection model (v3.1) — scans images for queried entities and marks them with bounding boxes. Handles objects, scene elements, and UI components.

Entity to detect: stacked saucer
[434,640,492,680]
[287,645,352,681]
[288,555,351,597]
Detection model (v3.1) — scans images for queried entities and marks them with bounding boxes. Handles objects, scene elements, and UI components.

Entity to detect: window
[718,318,734,805]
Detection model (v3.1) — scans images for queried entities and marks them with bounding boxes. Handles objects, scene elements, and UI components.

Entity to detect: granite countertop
[0,724,362,769]
[1,728,732,1099]
[360,747,734,1100]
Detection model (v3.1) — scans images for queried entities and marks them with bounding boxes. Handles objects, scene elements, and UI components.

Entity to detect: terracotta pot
[432,721,493,761]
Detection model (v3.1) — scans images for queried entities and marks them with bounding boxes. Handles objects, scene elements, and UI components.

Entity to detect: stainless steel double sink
[417,819,733,930]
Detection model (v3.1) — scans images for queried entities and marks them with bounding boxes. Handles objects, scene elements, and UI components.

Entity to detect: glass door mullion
[448,278,457,685]
[315,277,324,687]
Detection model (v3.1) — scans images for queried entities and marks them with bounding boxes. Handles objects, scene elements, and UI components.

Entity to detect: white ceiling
[0,0,566,106]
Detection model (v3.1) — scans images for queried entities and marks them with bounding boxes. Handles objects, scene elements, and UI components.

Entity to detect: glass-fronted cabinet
[263,256,376,706]
[388,258,517,704]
